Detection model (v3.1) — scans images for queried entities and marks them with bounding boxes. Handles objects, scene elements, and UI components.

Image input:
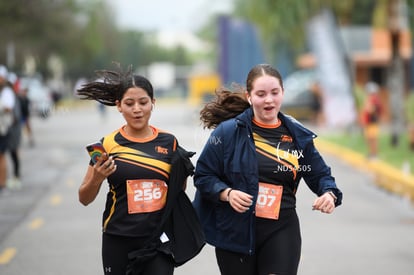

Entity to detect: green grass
[320,129,414,175]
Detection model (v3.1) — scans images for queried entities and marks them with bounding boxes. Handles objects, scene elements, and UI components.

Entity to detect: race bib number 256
[126,179,168,214]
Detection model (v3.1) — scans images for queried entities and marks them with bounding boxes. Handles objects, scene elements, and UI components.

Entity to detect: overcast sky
[106,0,234,32]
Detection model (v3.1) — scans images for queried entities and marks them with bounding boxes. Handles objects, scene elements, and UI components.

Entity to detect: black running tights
[102,233,174,275]
[215,211,301,275]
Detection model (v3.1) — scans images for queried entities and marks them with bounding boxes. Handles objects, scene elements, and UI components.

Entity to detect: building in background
[298,24,412,124]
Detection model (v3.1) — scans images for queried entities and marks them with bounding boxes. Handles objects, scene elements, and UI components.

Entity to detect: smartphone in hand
[86,142,108,164]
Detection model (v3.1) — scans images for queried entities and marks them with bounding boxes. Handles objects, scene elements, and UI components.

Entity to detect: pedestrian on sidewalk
[361,81,382,159]
[0,65,15,194]
[309,80,325,126]
[18,84,34,147]
[77,64,196,275]
[193,63,343,275]
[6,72,23,189]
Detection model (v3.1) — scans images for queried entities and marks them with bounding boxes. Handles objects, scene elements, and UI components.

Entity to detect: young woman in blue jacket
[193,64,343,275]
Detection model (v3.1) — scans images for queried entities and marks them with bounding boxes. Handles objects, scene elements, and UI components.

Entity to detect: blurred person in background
[309,80,325,126]
[18,84,34,147]
[98,102,107,119]
[361,82,382,159]
[95,78,107,120]
[0,65,16,194]
[193,64,342,275]
[6,72,23,189]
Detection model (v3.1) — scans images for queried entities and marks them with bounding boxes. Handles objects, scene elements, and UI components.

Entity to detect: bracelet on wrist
[226,188,233,202]
[327,191,337,203]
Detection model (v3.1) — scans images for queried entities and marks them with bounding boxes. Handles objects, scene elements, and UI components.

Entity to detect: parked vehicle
[20,77,54,119]
[281,69,318,121]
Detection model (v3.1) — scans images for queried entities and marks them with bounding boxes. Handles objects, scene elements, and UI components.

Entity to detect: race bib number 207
[255,182,283,220]
[126,179,168,214]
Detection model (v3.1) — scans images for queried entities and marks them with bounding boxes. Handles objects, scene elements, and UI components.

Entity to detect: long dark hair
[77,63,154,106]
[199,64,283,129]
[200,84,249,129]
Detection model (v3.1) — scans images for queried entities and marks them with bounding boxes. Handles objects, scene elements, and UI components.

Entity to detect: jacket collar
[279,112,316,149]
[235,107,253,127]
[235,108,316,149]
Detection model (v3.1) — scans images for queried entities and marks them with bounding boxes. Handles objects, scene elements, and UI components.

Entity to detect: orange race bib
[255,182,283,220]
[126,179,168,214]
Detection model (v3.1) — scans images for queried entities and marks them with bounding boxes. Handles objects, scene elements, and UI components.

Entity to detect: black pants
[216,209,301,275]
[102,233,174,275]
[10,149,19,178]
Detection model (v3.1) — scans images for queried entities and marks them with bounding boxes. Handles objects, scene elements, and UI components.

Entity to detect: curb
[315,139,414,203]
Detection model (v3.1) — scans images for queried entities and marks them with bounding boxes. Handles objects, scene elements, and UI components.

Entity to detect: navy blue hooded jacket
[193,107,342,255]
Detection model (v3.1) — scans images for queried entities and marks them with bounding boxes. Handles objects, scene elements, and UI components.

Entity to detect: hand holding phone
[86,142,108,164]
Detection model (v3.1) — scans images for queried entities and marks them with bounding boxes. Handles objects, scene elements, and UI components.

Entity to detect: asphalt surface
[0,101,413,275]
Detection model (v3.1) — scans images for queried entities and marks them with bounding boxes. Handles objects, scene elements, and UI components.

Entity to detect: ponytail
[200,85,250,129]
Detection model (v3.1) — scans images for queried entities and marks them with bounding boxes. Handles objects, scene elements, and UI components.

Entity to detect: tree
[0,0,84,75]
[386,0,409,146]
[0,0,197,82]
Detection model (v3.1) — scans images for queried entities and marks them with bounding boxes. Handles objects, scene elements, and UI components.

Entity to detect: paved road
[0,101,413,275]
